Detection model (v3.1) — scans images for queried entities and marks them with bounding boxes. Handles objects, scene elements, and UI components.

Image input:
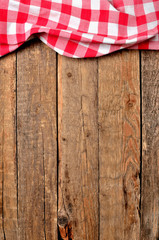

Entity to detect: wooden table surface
[0,39,158,240]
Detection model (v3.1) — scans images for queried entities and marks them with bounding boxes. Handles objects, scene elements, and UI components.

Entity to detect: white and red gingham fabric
[0,0,159,58]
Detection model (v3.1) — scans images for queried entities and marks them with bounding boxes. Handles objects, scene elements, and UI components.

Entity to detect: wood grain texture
[141,51,159,240]
[98,50,140,240]
[0,53,19,240]
[58,55,99,240]
[1,41,159,240]
[17,40,57,240]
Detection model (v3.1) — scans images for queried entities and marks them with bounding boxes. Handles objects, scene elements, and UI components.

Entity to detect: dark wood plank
[98,50,140,240]
[0,53,19,239]
[58,55,99,240]
[17,40,57,239]
[141,51,159,240]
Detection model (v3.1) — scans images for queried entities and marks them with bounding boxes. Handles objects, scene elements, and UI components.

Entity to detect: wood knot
[58,214,69,227]
[58,210,73,239]
[125,94,136,110]
[86,131,91,137]
[127,102,133,108]
[67,72,72,78]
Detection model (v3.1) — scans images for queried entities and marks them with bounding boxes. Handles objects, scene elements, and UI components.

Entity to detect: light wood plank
[17,40,57,240]
[58,55,99,240]
[98,50,140,240]
[141,51,159,240]
[0,53,19,239]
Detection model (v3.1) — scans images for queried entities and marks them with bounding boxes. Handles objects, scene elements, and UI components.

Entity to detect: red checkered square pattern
[0,0,159,58]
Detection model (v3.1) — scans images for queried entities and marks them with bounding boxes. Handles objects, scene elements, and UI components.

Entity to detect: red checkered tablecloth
[0,0,159,58]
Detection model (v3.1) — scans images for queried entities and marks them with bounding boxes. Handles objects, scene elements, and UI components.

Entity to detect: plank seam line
[2,105,6,240]
[16,52,19,222]
[139,50,142,240]
[42,131,46,240]
[97,58,100,240]
[56,52,60,240]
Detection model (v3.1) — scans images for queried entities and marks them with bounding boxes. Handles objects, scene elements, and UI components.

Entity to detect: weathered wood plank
[141,51,159,240]
[0,53,19,239]
[58,55,99,240]
[98,50,140,240]
[17,40,57,239]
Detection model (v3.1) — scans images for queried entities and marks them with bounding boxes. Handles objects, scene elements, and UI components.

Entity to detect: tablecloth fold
[0,0,159,58]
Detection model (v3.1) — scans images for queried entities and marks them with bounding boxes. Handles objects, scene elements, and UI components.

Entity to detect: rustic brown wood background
[0,39,158,240]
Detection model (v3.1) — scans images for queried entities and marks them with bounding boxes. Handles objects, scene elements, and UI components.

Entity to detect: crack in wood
[2,130,6,240]
[42,131,46,240]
